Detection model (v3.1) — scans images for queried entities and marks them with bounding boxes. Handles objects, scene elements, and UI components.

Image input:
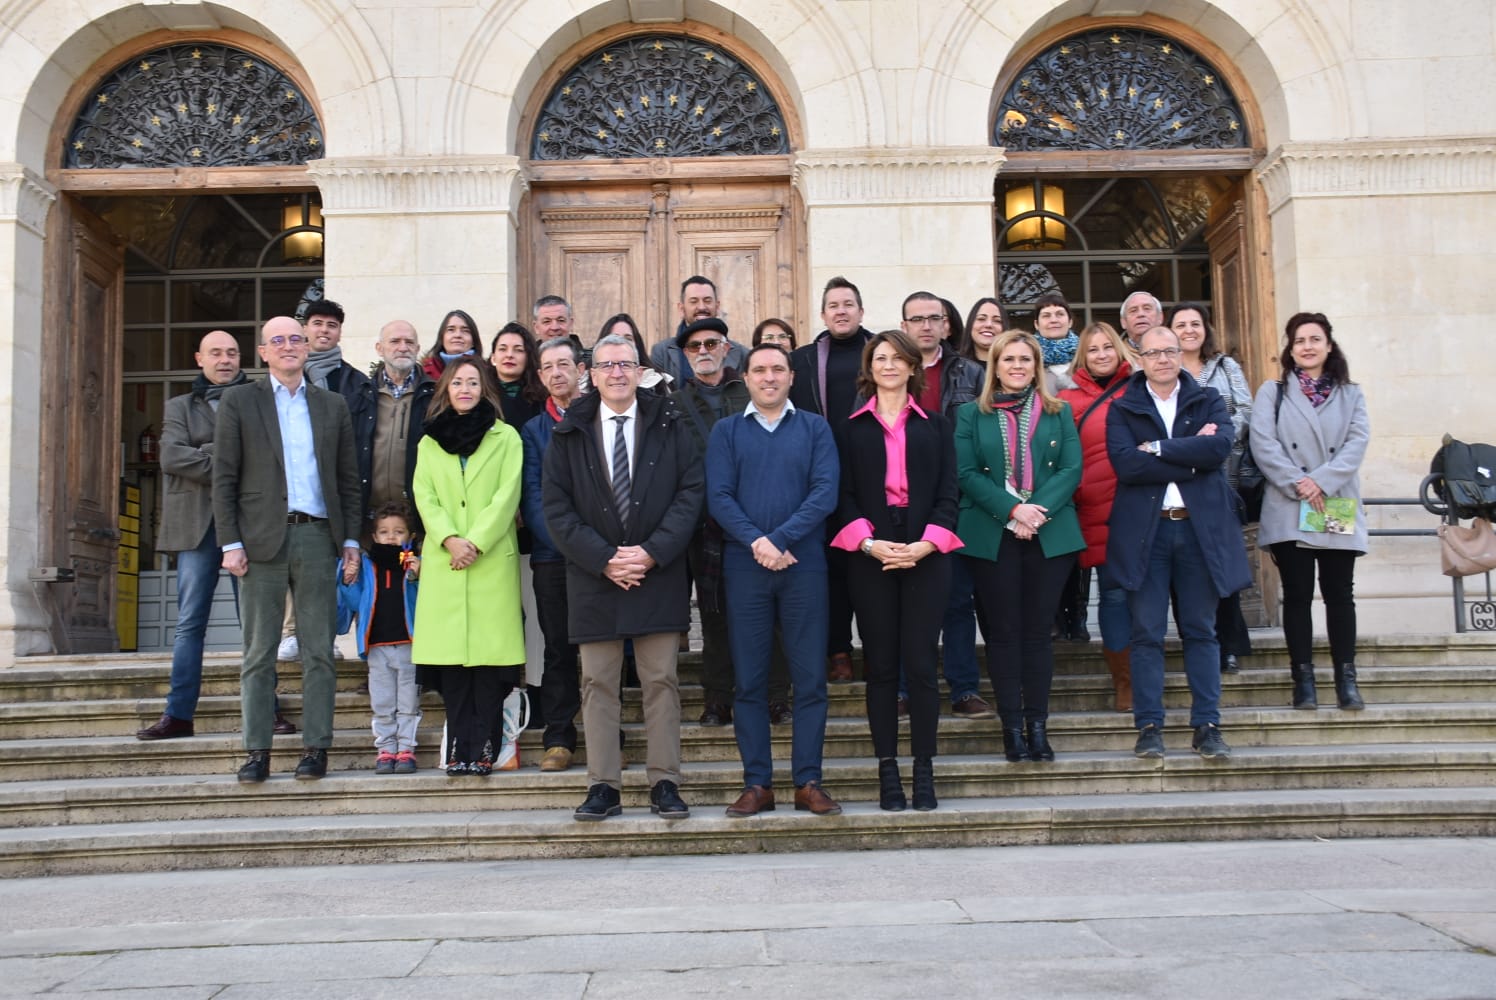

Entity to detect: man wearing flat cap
[674,315,790,728]
[649,276,749,384]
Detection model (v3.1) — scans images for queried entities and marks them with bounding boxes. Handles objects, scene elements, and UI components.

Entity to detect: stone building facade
[0,0,1490,655]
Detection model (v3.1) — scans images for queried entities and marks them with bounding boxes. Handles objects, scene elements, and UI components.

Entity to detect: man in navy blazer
[213,316,363,783]
[1105,326,1251,761]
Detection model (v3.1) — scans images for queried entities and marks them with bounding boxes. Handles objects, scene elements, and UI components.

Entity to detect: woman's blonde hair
[978,330,1063,415]
[1068,321,1137,378]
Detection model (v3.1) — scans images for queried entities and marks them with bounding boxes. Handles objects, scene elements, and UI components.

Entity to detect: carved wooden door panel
[41,196,124,652]
[525,175,795,349]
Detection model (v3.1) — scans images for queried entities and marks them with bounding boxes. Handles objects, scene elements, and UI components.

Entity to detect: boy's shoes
[469,756,494,777]
[394,751,417,774]
[445,759,470,776]
[374,751,397,775]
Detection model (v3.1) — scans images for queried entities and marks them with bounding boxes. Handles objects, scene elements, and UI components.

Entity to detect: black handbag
[1236,379,1285,523]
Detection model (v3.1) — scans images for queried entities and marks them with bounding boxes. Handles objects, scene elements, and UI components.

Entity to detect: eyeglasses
[759,332,792,344]
[1139,347,1182,360]
[685,338,723,352]
[593,360,639,374]
[904,314,946,326]
[265,334,308,347]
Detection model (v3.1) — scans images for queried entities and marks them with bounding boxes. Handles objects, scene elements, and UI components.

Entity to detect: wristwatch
[860,538,875,555]
[1147,440,1162,456]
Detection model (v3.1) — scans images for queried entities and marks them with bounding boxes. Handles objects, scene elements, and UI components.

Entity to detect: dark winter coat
[1104,370,1252,597]
[541,390,704,643]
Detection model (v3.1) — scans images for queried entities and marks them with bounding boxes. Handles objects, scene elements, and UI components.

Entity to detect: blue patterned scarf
[1039,331,1078,368]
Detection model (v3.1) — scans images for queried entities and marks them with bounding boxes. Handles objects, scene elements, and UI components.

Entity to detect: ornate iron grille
[65,43,323,168]
[994,28,1247,151]
[530,35,789,159]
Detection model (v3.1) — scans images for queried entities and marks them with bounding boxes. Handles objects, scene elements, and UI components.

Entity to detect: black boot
[1026,719,1055,761]
[1334,663,1365,711]
[1291,663,1318,710]
[911,756,937,811]
[1068,567,1092,642]
[877,757,907,811]
[1002,727,1030,763]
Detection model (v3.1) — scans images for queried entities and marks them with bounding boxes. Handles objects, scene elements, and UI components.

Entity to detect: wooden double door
[524,173,799,349]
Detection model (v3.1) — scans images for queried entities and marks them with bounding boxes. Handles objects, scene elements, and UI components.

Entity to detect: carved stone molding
[1257,138,1496,212]
[305,156,529,216]
[793,147,1006,207]
[0,164,57,237]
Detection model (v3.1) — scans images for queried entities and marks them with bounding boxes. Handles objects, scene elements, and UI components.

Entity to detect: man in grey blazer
[213,316,363,782]
[137,331,247,741]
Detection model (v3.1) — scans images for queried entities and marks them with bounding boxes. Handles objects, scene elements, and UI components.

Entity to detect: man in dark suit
[213,316,363,782]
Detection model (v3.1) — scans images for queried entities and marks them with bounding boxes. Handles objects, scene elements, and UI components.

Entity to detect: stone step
[5,632,1492,703]
[2,703,1492,782]
[1,743,1491,829]
[3,665,1492,741]
[4,785,1494,877]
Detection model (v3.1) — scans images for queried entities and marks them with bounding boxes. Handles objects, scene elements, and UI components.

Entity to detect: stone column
[792,146,1005,328]
[305,156,529,367]
[0,163,58,657]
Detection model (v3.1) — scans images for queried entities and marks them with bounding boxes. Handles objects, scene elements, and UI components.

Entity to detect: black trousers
[826,545,857,657]
[1270,543,1358,666]
[440,666,514,764]
[532,560,580,751]
[848,511,950,759]
[968,539,1075,728]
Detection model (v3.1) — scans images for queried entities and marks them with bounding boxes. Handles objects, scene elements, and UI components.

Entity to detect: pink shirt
[829,398,963,554]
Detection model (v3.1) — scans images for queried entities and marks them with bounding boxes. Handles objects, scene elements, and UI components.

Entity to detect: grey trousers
[239,521,338,751]
[367,643,421,753]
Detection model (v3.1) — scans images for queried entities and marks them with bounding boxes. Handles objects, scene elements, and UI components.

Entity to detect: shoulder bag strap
[1076,378,1129,435]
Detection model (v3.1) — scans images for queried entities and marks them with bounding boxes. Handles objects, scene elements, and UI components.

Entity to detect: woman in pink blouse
[831,330,962,812]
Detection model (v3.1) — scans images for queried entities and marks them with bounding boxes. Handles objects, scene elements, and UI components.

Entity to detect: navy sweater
[705,408,839,572]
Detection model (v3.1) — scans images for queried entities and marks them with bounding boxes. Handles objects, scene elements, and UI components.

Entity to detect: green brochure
[1299,497,1358,534]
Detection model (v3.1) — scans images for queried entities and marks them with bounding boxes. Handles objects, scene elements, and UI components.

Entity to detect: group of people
[140,273,1371,819]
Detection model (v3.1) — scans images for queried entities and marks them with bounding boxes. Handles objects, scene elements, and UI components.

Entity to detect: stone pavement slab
[64,941,435,992]
[1086,911,1464,956]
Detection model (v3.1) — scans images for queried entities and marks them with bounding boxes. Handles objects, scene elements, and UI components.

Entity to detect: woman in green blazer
[955,330,1084,763]
[412,359,526,776]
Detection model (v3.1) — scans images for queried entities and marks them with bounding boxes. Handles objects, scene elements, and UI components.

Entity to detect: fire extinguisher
[138,425,159,465]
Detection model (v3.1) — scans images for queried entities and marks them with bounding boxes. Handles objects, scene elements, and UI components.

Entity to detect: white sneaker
[276,635,300,661]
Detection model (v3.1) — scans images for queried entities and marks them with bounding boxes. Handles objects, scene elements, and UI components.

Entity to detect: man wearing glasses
[213,316,363,783]
[899,292,992,721]
[1104,326,1251,760]
[543,334,705,821]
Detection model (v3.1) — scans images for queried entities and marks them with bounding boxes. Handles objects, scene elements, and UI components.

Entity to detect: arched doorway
[519,25,803,346]
[43,35,325,652]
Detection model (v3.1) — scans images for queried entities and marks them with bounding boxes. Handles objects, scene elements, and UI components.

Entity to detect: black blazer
[834,404,959,542]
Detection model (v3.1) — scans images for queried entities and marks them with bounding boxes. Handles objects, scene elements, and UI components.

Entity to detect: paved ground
[1,837,1493,998]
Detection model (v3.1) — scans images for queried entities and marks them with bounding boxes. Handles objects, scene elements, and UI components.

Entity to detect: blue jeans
[1127,518,1221,730]
[1093,562,1132,653]
[934,552,982,702]
[166,525,238,721]
[725,557,829,788]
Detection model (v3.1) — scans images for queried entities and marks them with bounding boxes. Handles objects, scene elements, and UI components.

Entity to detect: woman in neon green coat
[412,358,525,775]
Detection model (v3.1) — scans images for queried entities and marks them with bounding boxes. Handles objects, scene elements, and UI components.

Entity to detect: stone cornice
[305,156,529,216]
[0,164,57,238]
[1256,138,1496,212]
[793,146,1005,207]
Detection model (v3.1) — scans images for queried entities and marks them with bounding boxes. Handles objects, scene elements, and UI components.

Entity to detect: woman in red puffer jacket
[1057,321,1137,712]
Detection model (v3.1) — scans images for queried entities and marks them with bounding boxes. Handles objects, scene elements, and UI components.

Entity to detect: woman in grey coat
[1249,312,1370,711]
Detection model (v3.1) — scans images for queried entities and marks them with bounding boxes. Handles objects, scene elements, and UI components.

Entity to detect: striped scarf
[991,386,1040,499]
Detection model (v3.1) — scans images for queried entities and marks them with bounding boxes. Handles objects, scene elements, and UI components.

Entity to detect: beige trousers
[579,631,681,789]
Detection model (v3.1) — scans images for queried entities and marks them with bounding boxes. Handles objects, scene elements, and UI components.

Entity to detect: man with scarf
[137,331,249,740]
[278,299,376,663]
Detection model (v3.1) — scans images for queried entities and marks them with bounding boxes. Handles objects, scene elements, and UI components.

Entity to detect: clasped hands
[1008,502,1049,541]
[605,545,656,589]
[864,538,936,571]
[443,535,480,570]
[751,536,797,572]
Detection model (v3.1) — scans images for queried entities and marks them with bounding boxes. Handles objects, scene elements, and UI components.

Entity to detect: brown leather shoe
[827,652,854,683]
[273,713,297,735]
[539,747,573,772]
[794,781,842,815]
[136,713,193,741]
[769,700,793,726]
[725,785,775,817]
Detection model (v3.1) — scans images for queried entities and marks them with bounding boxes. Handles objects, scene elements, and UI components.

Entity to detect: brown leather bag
[1438,517,1496,577]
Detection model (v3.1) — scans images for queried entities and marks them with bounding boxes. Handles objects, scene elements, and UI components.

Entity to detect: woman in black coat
[830,330,961,812]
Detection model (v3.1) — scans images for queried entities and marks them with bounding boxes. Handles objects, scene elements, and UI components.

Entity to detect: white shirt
[599,399,639,478]
[745,397,795,432]
[1145,379,1186,510]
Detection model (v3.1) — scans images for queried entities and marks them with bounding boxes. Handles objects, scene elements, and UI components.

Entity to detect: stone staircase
[1,634,1494,876]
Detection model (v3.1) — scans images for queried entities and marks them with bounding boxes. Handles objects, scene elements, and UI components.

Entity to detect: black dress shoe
[574,783,622,821]
[1221,654,1241,674]
[650,779,689,819]
[294,748,328,780]
[769,700,793,726]
[237,750,271,783]
[273,713,297,735]
[137,713,193,741]
[697,703,731,727]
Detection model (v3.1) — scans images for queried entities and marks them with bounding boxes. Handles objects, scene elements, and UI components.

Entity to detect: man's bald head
[196,330,241,386]
[258,316,309,385]
[260,316,302,344]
